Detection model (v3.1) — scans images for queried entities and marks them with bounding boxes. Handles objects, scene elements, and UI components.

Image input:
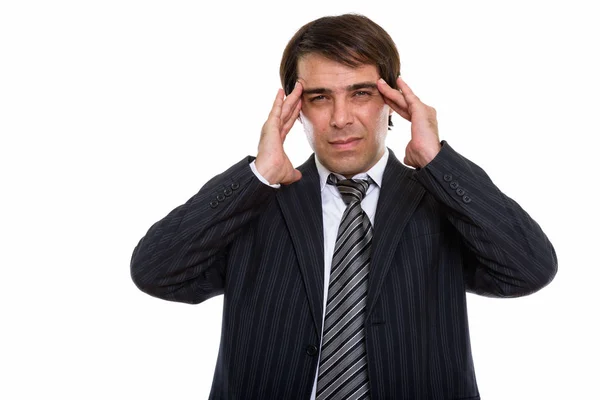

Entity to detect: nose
[330,99,353,128]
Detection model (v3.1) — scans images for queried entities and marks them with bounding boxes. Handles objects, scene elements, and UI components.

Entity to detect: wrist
[255,155,282,185]
[250,160,281,188]
[418,143,442,167]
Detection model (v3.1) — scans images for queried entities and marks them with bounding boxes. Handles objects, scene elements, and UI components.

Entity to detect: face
[297,53,391,178]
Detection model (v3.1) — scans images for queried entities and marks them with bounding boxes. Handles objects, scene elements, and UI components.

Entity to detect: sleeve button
[450,181,459,189]
[443,174,452,182]
[231,183,240,190]
[216,194,225,202]
[456,188,465,196]
[224,188,233,196]
[463,195,472,204]
[209,200,219,208]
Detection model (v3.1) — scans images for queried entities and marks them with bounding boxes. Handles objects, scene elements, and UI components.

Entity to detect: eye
[354,91,372,97]
[310,95,327,102]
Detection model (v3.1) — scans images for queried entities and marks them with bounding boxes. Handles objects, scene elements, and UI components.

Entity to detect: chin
[328,159,365,177]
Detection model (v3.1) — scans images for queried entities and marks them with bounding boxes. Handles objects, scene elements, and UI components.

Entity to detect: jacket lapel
[366,150,426,320]
[275,150,425,334]
[276,155,325,339]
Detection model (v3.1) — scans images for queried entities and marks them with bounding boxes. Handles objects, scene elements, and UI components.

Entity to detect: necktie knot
[327,174,373,205]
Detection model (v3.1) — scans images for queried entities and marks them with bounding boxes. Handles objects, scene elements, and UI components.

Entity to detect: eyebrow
[302,82,378,95]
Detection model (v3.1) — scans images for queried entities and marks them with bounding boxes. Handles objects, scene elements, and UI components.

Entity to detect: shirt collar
[314,148,389,192]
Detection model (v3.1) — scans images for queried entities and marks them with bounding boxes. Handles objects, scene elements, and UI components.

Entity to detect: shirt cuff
[249,160,281,189]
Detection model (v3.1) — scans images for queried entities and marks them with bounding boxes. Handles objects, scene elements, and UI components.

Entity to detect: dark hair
[279,14,400,128]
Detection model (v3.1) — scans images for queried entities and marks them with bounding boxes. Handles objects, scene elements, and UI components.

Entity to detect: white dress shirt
[250,149,389,399]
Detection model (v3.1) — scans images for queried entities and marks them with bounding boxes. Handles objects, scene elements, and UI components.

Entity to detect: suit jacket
[130,141,557,400]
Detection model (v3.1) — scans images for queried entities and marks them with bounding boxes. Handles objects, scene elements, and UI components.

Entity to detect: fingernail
[378,78,387,85]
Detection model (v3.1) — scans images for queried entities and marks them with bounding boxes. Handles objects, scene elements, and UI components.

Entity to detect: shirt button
[305,345,318,356]
[443,174,453,182]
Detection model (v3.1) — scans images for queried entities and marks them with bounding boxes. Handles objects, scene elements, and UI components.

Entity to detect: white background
[1,0,598,398]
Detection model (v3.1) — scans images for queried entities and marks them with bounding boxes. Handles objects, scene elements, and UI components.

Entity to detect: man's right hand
[255,82,303,185]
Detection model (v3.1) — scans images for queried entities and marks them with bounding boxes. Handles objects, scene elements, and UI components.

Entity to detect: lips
[330,137,362,150]
[330,137,360,144]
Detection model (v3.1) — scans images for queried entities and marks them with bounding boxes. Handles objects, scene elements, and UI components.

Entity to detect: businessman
[130,13,557,400]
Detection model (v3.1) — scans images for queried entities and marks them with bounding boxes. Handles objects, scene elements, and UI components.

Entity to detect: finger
[288,80,304,99]
[382,97,411,121]
[281,99,302,137]
[396,76,420,104]
[281,81,303,120]
[377,78,409,115]
[377,78,408,107]
[261,89,283,135]
[269,89,283,120]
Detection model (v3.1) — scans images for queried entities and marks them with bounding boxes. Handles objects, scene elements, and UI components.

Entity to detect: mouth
[329,137,362,150]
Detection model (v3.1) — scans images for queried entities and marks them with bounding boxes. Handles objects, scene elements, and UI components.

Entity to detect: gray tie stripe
[320,298,367,360]
[320,325,364,371]
[316,174,374,400]
[323,262,369,324]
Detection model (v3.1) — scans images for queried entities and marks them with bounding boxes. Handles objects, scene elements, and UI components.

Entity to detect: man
[130,14,557,400]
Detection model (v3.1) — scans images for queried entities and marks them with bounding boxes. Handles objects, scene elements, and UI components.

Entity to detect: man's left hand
[377,76,441,168]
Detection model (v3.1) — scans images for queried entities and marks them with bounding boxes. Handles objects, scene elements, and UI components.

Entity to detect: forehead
[297,54,379,90]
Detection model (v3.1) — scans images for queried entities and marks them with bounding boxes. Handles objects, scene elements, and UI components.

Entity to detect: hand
[255,82,303,185]
[377,76,441,168]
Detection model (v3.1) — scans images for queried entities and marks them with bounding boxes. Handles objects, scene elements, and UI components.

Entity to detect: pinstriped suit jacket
[130,141,557,400]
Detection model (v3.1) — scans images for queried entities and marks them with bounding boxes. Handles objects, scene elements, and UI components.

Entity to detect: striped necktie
[316,174,374,400]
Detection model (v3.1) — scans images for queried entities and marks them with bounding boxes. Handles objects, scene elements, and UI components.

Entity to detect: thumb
[283,169,302,185]
[289,169,302,184]
[293,169,302,182]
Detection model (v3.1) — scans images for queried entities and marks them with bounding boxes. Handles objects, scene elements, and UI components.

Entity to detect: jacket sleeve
[130,156,277,304]
[414,141,558,298]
